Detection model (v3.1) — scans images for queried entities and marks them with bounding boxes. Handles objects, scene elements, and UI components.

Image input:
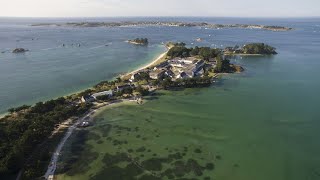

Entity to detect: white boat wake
[41,47,59,51]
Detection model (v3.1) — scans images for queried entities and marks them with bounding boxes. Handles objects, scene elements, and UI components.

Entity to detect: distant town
[32,21,293,31]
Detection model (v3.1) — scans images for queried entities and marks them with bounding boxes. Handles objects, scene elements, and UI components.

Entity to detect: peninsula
[31,21,293,32]
[0,42,276,180]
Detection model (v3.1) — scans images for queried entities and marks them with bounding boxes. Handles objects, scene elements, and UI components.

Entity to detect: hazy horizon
[1,0,320,18]
[1,16,320,19]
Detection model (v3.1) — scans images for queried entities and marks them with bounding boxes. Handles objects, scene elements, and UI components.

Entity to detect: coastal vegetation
[167,45,221,60]
[8,105,31,113]
[224,43,277,55]
[241,43,277,54]
[157,76,213,89]
[0,98,92,179]
[167,42,276,59]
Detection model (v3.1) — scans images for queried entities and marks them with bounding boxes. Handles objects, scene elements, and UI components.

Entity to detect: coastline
[0,112,8,119]
[0,46,168,115]
[121,45,170,78]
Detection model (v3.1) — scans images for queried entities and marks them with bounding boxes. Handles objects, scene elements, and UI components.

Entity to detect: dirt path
[44,110,94,179]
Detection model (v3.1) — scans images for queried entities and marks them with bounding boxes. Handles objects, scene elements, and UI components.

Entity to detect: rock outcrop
[12,48,28,53]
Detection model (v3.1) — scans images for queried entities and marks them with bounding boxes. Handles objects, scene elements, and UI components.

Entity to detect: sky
[1,0,319,18]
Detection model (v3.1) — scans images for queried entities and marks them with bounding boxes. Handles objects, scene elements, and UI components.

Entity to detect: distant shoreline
[31,21,293,32]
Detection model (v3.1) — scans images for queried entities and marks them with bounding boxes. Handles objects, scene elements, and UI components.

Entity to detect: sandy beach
[121,46,170,78]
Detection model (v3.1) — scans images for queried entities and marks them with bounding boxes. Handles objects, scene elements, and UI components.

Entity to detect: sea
[1,17,320,180]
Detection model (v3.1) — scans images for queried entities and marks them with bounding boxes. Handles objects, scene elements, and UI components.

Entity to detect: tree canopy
[0,97,92,179]
[242,43,277,54]
[167,45,221,60]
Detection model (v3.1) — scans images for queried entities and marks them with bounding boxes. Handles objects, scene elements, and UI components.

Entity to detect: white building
[81,90,113,103]
[171,59,205,79]
[149,70,166,80]
[81,95,95,103]
[92,90,113,99]
[130,73,140,82]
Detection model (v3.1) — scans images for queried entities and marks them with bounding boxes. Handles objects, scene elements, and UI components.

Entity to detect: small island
[12,48,29,53]
[0,41,278,180]
[127,38,149,45]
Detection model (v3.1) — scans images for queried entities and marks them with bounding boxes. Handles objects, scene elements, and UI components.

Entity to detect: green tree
[199,47,212,60]
[190,46,200,56]
[242,43,277,54]
[116,77,122,83]
[167,46,190,58]
[135,85,149,96]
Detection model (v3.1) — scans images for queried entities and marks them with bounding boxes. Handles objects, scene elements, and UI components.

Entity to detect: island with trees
[0,41,278,179]
[12,48,29,53]
[127,38,149,45]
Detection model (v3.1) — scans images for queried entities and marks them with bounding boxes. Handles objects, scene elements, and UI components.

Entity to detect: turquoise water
[1,17,320,179]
